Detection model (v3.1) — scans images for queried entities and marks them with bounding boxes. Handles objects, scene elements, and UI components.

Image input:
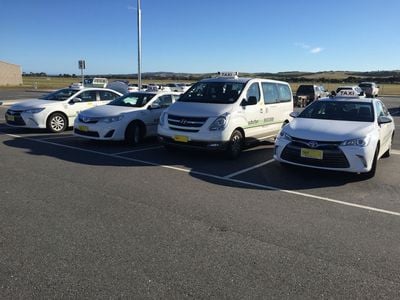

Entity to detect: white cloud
[310,47,323,54]
[295,43,324,54]
[128,5,137,10]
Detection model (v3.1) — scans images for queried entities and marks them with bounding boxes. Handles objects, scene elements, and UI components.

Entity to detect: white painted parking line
[4,132,400,218]
[224,159,275,178]
[392,149,400,155]
[113,146,163,155]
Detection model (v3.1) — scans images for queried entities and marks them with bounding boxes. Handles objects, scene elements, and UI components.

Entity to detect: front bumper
[274,138,375,173]
[5,110,47,129]
[73,120,125,141]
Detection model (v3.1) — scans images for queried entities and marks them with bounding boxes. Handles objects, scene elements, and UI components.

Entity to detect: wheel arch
[125,119,146,138]
[47,111,69,127]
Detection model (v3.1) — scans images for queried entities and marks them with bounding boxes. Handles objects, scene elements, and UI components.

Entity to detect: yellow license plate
[301,148,323,160]
[6,114,15,121]
[173,135,189,143]
[78,125,89,132]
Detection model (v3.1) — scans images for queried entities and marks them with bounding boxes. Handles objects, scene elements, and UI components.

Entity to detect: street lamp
[137,0,142,90]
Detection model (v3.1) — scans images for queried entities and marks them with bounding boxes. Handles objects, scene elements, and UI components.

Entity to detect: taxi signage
[217,71,239,77]
[337,90,357,97]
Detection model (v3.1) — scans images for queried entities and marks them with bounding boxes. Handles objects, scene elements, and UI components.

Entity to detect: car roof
[319,96,374,103]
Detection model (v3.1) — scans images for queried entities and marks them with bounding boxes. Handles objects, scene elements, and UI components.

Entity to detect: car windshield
[298,101,374,122]
[40,88,79,101]
[359,83,372,88]
[297,85,314,94]
[178,81,245,104]
[108,92,155,107]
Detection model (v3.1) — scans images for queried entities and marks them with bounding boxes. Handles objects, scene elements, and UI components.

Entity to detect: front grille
[281,142,349,168]
[74,128,100,137]
[167,114,208,132]
[291,137,341,150]
[5,110,25,125]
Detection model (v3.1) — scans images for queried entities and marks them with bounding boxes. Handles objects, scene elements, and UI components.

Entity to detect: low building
[0,60,23,86]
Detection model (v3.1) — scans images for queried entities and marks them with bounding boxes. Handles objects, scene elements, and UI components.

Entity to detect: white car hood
[286,118,375,141]
[79,104,143,117]
[10,99,61,110]
[166,102,232,117]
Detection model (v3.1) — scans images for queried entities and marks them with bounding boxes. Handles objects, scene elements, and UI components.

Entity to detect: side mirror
[148,102,161,110]
[378,116,392,125]
[290,111,300,118]
[70,97,82,104]
[246,96,258,105]
[359,91,365,96]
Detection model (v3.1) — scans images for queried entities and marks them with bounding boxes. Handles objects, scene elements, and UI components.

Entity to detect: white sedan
[274,97,395,178]
[5,87,122,132]
[74,91,181,145]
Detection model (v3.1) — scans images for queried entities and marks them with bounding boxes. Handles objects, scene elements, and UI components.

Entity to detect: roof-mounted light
[217,71,239,79]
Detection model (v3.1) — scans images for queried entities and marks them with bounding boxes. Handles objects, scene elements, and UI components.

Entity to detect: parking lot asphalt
[1,97,400,298]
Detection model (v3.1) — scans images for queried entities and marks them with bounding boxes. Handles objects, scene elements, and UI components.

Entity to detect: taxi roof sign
[217,71,239,77]
[337,90,358,97]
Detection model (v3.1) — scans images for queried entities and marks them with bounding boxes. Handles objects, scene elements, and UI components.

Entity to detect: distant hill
[102,70,400,83]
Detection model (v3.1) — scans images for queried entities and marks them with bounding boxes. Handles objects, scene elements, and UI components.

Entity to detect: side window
[381,102,389,116]
[155,95,173,108]
[375,102,384,117]
[246,83,260,103]
[77,91,97,102]
[172,94,181,102]
[261,82,278,104]
[98,91,120,101]
[277,84,292,103]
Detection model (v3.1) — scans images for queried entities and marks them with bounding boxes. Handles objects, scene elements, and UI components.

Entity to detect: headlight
[101,115,124,123]
[340,136,370,147]
[209,113,230,131]
[278,130,292,141]
[159,111,167,126]
[24,108,45,114]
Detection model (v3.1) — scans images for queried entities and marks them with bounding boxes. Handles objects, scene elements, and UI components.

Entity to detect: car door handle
[260,108,264,113]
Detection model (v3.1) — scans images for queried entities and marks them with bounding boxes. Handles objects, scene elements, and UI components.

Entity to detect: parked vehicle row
[4,73,395,177]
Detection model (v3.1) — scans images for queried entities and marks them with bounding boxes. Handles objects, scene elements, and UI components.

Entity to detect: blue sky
[1,0,399,74]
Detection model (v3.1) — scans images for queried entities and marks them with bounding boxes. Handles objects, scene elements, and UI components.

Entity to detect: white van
[158,73,293,158]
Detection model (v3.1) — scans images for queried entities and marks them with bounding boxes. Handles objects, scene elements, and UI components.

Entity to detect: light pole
[137,0,142,90]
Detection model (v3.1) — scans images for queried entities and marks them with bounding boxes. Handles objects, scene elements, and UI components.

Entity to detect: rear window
[359,83,372,88]
[297,85,314,94]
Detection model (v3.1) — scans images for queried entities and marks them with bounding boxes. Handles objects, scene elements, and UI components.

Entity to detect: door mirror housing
[69,97,82,104]
[378,115,392,125]
[148,102,161,110]
[242,96,258,106]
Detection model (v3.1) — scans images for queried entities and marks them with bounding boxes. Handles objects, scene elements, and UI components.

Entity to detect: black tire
[362,146,379,179]
[382,133,394,158]
[47,113,67,133]
[226,130,244,159]
[125,122,142,146]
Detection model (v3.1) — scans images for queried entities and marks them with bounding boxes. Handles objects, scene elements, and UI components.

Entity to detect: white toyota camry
[274,96,395,178]
[5,87,122,132]
[74,91,181,145]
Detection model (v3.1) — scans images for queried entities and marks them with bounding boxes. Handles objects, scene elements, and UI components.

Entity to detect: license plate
[78,125,89,132]
[301,148,323,160]
[173,135,189,143]
[6,114,15,121]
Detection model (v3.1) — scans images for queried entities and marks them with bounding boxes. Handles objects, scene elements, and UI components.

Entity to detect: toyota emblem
[307,141,319,148]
